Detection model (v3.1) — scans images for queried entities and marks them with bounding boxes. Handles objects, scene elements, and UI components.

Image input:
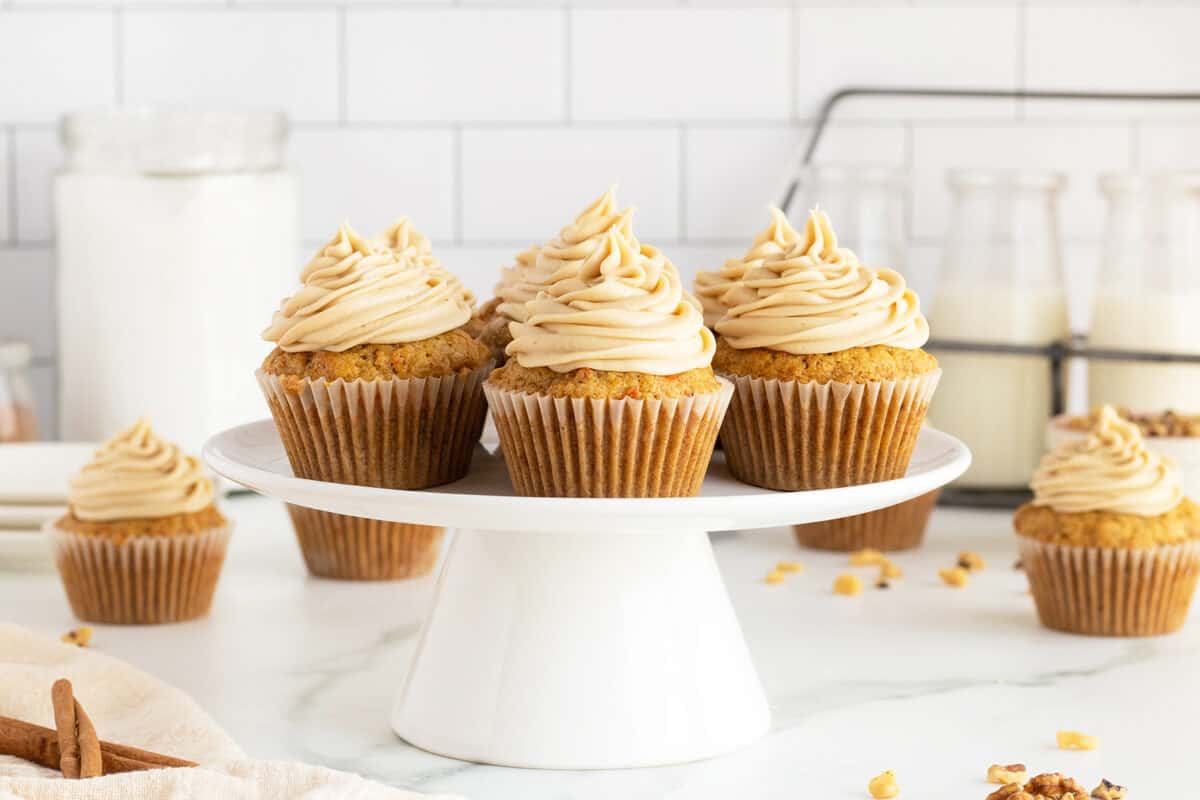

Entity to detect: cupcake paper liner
[717,370,940,491]
[793,490,940,552]
[256,364,490,490]
[47,521,232,625]
[1018,537,1200,636]
[286,505,443,581]
[484,379,734,498]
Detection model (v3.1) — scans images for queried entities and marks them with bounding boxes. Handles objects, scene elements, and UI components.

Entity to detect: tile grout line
[562,8,572,125]
[452,125,463,245]
[337,5,348,125]
[677,125,687,243]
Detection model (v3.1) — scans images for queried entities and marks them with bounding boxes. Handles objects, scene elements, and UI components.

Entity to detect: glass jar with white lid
[0,341,38,443]
[54,110,298,454]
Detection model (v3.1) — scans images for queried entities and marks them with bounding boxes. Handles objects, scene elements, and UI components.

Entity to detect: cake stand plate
[204,422,970,770]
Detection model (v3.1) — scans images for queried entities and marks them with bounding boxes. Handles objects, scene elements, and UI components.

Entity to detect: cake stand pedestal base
[391,527,771,769]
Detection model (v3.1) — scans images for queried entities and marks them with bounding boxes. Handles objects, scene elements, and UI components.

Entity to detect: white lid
[0,341,31,369]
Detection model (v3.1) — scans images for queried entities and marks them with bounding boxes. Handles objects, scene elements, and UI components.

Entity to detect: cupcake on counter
[48,418,231,624]
[1015,405,1200,636]
[485,207,731,497]
[259,221,489,579]
[479,188,625,365]
[712,207,939,500]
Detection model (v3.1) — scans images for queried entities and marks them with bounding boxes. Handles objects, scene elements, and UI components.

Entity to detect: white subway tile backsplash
[123,11,339,123]
[347,10,564,123]
[434,245,525,305]
[0,12,114,124]
[1136,125,1200,172]
[910,123,1132,241]
[0,248,55,360]
[1026,6,1200,120]
[13,130,60,244]
[793,6,1019,120]
[289,128,455,243]
[460,128,680,244]
[684,123,906,241]
[28,363,57,441]
[571,9,790,122]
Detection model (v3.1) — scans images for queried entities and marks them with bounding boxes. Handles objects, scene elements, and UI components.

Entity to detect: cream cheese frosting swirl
[263,222,472,352]
[1031,405,1183,516]
[374,217,476,310]
[715,208,929,354]
[507,210,715,375]
[69,418,214,522]
[496,188,628,325]
[694,207,805,327]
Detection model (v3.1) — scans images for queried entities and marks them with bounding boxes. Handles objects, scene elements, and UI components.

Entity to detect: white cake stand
[204,421,970,770]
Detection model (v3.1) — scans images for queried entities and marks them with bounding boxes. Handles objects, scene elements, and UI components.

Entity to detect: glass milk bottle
[1089,172,1200,412]
[55,111,298,454]
[926,170,1070,489]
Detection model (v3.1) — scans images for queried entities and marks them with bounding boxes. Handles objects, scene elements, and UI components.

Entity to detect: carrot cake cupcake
[374,216,483,337]
[485,208,731,497]
[693,206,798,329]
[1015,405,1200,636]
[259,221,488,579]
[47,417,231,624]
[711,207,938,495]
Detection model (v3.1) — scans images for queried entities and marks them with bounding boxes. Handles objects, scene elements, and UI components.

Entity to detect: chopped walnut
[1064,407,1200,437]
[1091,779,1126,799]
[939,566,969,587]
[1025,772,1089,799]
[867,770,900,799]
[1056,730,1099,751]
[987,763,1029,785]
[880,560,903,579]
[61,627,93,648]
[986,784,1033,800]
[776,560,804,574]
[764,569,785,585]
[875,579,891,590]
[833,573,863,596]
[850,548,886,566]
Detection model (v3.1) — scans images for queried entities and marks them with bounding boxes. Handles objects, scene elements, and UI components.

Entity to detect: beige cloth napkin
[0,624,460,799]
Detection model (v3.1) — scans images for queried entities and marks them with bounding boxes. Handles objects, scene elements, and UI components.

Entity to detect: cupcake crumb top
[712,339,938,384]
[489,360,718,400]
[262,329,490,389]
[1014,497,1199,548]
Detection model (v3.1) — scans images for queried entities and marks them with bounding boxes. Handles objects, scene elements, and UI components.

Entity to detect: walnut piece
[1025,772,1089,799]
[867,770,900,799]
[833,573,863,596]
[1056,730,1099,751]
[939,566,969,587]
[986,784,1033,800]
[958,550,987,571]
[850,548,886,566]
[1091,779,1127,799]
[987,763,1029,785]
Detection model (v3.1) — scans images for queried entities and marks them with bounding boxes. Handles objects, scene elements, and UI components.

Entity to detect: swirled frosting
[69,418,214,522]
[374,217,476,309]
[694,207,805,327]
[263,223,472,352]
[507,210,715,375]
[714,208,929,354]
[1031,405,1183,516]
[496,188,628,325]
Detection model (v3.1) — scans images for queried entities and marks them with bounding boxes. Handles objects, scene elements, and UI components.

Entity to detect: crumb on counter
[939,567,969,588]
[833,573,863,596]
[776,560,804,573]
[958,550,986,571]
[1025,772,1089,798]
[850,548,886,566]
[987,764,1028,785]
[880,560,903,579]
[867,770,900,799]
[61,627,93,648]
[1091,779,1126,799]
[765,569,786,585]
[1056,731,1099,751]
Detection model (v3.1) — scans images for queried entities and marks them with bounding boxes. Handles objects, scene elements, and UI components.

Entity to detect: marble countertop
[2,494,1194,798]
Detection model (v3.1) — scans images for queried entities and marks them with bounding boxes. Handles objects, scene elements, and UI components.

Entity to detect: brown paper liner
[1018,536,1200,636]
[792,490,940,552]
[716,370,940,491]
[256,364,490,490]
[46,522,232,625]
[484,379,734,498]
[286,505,443,581]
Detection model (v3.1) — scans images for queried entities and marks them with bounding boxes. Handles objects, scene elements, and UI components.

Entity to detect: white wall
[3,1,1199,436]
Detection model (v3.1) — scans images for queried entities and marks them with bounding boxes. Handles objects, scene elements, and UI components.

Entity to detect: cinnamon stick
[0,715,197,774]
[73,699,101,779]
[50,679,79,778]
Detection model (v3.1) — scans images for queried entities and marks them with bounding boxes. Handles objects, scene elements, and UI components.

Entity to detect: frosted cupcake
[485,208,731,497]
[374,217,482,337]
[479,188,625,365]
[48,418,231,624]
[693,206,798,329]
[712,207,938,495]
[1015,405,1200,636]
[259,222,489,579]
